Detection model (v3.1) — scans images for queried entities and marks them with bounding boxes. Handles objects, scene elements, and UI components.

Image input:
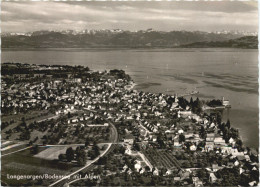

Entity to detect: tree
[76,148,86,166]
[118,146,126,154]
[59,154,66,161]
[88,150,96,160]
[93,144,100,157]
[179,134,185,143]
[160,168,167,176]
[145,166,150,172]
[85,138,90,147]
[216,167,240,186]
[236,139,243,151]
[22,130,31,140]
[31,145,39,154]
[198,169,206,179]
[21,117,26,124]
[226,119,231,129]
[216,112,222,125]
[240,174,250,186]
[98,155,108,165]
[94,165,103,175]
[200,126,206,137]
[192,97,202,114]
[29,140,33,146]
[133,140,141,151]
[66,147,74,162]
[178,97,189,109]
[190,97,194,106]
[157,133,166,149]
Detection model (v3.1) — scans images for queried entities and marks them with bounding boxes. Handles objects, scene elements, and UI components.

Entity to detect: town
[1,62,259,186]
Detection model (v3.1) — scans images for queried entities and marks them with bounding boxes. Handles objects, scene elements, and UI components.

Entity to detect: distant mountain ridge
[181,36,258,49]
[1,30,257,48]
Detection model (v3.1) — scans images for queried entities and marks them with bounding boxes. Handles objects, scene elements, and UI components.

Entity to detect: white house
[209,173,217,183]
[190,145,197,151]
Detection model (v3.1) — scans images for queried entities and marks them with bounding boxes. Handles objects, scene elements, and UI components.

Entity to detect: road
[49,109,119,187]
[1,142,25,151]
[37,109,79,123]
[1,107,119,186]
[49,143,112,187]
[2,146,32,157]
[41,144,85,147]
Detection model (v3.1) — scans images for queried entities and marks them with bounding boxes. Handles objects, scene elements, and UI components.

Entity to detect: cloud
[1,1,258,32]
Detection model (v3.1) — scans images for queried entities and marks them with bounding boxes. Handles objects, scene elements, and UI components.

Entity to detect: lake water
[2,48,259,148]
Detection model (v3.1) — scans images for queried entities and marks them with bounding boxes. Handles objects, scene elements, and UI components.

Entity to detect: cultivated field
[1,148,74,186]
[34,146,80,160]
[143,148,181,169]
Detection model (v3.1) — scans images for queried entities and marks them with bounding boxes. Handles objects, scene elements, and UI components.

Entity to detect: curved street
[49,110,119,187]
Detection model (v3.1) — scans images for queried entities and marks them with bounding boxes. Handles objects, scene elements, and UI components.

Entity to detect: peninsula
[1,63,259,186]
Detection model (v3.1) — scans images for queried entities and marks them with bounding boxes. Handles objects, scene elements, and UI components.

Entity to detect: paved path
[40,144,85,147]
[1,143,24,151]
[37,115,58,123]
[49,143,112,187]
[67,178,82,185]
[1,141,12,146]
[138,152,153,170]
[49,108,119,187]
[2,146,32,157]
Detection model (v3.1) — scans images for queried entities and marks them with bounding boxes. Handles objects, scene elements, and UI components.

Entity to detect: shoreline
[132,80,257,149]
[2,63,259,186]
[3,61,256,149]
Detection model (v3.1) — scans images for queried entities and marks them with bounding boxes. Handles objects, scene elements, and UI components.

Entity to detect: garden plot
[34,146,78,160]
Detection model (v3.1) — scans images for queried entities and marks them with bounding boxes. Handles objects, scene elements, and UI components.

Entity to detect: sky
[1,1,258,33]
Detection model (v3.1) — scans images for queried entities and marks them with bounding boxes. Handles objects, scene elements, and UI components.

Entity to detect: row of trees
[1,119,15,130]
[178,97,202,114]
[59,142,101,165]
[215,167,258,186]
[59,146,87,166]
[207,99,223,107]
